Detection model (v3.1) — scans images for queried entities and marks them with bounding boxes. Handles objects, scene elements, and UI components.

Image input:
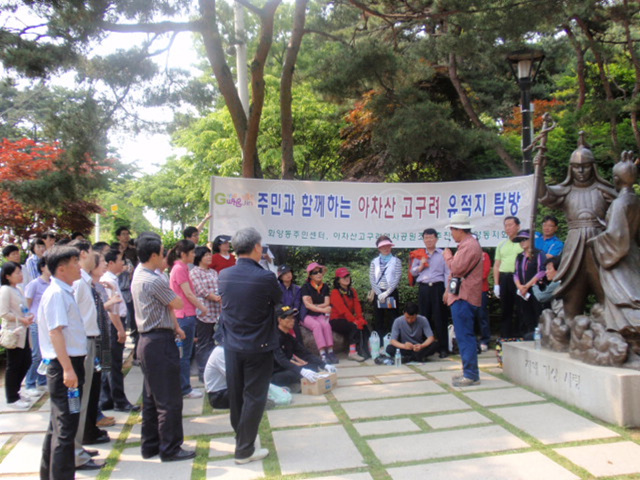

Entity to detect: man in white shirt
[38,245,87,480]
[70,240,107,471]
[99,249,139,413]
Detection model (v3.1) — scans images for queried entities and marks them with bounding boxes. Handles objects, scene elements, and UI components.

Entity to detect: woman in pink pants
[300,262,338,364]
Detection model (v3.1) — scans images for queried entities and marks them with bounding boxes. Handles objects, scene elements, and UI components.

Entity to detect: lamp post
[507,49,545,175]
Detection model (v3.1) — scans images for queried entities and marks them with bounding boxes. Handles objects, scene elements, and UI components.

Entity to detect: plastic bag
[382,333,392,352]
[369,331,380,359]
[267,383,293,406]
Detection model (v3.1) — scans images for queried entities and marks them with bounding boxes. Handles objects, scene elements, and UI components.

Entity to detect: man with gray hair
[218,227,282,464]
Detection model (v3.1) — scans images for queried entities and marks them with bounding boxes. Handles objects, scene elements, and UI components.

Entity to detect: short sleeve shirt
[300,282,330,317]
[495,239,523,273]
[390,315,434,344]
[25,277,50,320]
[132,265,178,332]
[170,260,197,318]
[37,276,87,359]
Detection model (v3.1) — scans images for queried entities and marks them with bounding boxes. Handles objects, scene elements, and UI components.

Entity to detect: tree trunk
[198,0,248,149]
[242,0,282,178]
[575,15,620,152]
[562,24,587,110]
[448,52,521,175]
[234,1,250,117]
[280,0,309,180]
[621,0,640,148]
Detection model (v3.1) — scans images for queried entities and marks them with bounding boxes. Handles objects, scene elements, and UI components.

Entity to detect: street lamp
[507,49,545,175]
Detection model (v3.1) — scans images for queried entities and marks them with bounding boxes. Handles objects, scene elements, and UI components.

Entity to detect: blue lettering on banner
[494,191,522,216]
[447,195,458,217]
[258,192,269,214]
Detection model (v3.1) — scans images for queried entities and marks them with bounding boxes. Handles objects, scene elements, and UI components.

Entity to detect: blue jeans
[178,316,197,395]
[477,291,491,346]
[451,299,479,381]
[25,323,47,388]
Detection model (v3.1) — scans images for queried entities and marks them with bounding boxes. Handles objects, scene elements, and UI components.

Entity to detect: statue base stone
[502,341,640,427]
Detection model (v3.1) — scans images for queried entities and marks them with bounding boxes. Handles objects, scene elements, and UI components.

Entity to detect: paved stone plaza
[2,345,640,479]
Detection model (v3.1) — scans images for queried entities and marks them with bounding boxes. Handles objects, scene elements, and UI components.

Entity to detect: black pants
[386,342,439,362]
[5,341,31,403]
[225,349,273,460]
[271,370,301,392]
[100,322,129,409]
[329,318,359,347]
[138,330,184,459]
[208,389,230,410]
[517,295,543,337]
[417,282,448,354]
[195,320,216,382]
[125,300,139,360]
[373,290,399,338]
[82,369,102,443]
[41,356,85,480]
[499,273,518,338]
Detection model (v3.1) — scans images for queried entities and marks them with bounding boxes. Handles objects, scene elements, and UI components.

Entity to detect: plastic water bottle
[176,338,183,358]
[20,303,29,316]
[534,327,541,350]
[94,356,102,372]
[37,358,50,376]
[394,349,401,367]
[67,387,80,414]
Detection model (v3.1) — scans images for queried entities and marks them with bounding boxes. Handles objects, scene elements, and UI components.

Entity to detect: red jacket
[330,288,367,329]
[209,253,236,273]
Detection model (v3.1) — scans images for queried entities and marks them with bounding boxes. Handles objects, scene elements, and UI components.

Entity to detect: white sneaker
[8,399,31,410]
[183,389,203,399]
[23,388,41,398]
[235,448,269,465]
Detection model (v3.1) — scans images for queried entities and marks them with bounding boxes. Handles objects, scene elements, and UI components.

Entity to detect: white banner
[209,176,534,248]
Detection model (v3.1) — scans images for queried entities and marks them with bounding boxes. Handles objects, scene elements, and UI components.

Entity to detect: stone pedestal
[502,341,640,427]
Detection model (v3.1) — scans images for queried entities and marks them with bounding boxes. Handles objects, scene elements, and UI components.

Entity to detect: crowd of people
[0,207,567,478]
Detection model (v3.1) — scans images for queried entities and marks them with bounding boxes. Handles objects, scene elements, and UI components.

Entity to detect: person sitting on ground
[204,343,230,410]
[272,305,336,393]
[300,262,337,364]
[329,267,368,360]
[385,302,438,363]
[209,235,235,272]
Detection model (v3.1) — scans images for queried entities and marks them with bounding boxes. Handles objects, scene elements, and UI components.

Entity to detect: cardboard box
[300,371,338,395]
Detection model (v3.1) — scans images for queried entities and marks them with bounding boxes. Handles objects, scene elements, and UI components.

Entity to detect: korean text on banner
[209,176,534,248]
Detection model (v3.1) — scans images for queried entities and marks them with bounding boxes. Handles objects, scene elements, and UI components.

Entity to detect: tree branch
[99,20,201,34]
[234,0,263,16]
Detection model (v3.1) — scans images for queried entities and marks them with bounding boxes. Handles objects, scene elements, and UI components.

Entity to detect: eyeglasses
[310,270,323,275]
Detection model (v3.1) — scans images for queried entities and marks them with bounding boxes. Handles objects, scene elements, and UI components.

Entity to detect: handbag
[0,322,24,349]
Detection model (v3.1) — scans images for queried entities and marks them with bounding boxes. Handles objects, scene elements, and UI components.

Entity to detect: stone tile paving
[387,452,579,480]
[272,424,365,474]
[423,411,492,429]
[368,425,530,464]
[3,349,640,479]
[491,402,620,444]
[342,393,470,420]
[463,386,546,406]
[555,441,640,477]
[353,418,422,437]
[332,380,444,402]
[267,405,339,428]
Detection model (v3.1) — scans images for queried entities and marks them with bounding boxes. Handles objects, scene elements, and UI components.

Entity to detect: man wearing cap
[218,227,281,465]
[272,305,336,392]
[493,216,523,337]
[443,213,483,387]
[537,135,617,323]
[410,228,450,358]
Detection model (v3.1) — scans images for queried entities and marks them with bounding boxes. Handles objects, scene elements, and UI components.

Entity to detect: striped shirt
[369,256,402,296]
[131,265,178,333]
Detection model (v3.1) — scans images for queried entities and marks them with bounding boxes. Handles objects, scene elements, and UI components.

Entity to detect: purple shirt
[25,277,50,320]
[279,282,302,318]
[410,248,450,284]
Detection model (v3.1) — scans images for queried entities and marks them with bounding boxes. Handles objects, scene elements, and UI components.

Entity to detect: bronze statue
[588,152,640,364]
[538,133,617,323]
